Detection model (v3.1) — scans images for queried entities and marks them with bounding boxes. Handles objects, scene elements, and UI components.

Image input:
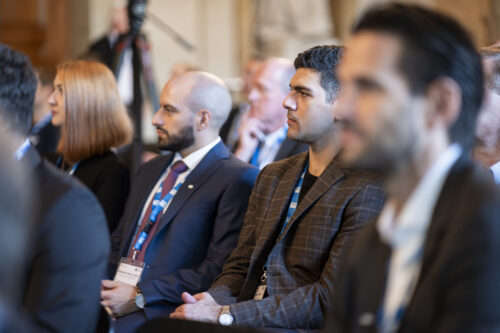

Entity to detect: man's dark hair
[354,4,484,150]
[294,45,344,103]
[0,43,38,135]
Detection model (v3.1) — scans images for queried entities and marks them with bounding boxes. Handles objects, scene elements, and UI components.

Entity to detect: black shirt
[298,170,318,204]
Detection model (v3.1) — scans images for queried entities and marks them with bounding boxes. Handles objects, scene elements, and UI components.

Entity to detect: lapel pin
[187,184,194,189]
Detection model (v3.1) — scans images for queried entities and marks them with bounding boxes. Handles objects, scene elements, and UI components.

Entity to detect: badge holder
[253,269,267,300]
[114,257,145,285]
[105,257,145,316]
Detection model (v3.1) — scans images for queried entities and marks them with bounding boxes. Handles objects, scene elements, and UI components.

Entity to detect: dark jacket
[325,157,500,333]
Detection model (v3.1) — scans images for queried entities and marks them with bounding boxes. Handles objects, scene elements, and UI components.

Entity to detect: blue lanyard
[133,178,185,252]
[263,162,308,275]
[13,139,31,161]
[279,162,308,237]
[56,156,79,175]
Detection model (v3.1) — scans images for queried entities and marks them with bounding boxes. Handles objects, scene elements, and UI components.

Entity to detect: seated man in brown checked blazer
[169,45,386,330]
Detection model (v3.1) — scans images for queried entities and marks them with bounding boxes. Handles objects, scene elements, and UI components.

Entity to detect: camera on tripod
[127,0,148,36]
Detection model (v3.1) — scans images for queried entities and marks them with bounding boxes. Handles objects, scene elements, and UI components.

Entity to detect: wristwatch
[134,288,146,310]
[218,305,233,326]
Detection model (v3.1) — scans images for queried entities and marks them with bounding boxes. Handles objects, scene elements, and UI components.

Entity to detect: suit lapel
[415,156,469,286]
[276,157,346,243]
[253,153,308,254]
[155,142,230,233]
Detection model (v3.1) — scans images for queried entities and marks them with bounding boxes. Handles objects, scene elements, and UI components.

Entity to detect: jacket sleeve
[137,167,259,307]
[226,183,385,329]
[208,169,267,305]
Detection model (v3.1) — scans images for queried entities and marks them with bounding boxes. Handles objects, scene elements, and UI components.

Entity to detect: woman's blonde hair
[56,60,133,164]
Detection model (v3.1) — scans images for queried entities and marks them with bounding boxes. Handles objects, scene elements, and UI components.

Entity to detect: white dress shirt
[136,137,221,226]
[377,143,462,333]
[255,125,287,169]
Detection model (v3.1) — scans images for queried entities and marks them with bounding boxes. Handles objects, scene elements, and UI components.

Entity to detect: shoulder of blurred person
[0,127,32,333]
[21,141,110,333]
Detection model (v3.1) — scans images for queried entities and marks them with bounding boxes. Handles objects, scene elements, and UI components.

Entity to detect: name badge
[114,257,145,286]
[253,269,267,300]
[253,284,267,300]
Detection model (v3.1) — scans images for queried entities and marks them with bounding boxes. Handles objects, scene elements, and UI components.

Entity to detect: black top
[298,170,318,204]
[30,121,60,155]
[46,151,130,234]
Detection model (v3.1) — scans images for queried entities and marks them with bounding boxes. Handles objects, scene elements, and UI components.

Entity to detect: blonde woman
[47,60,133,233]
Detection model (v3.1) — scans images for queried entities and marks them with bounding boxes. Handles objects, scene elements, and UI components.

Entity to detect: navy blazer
[21,145,109,333]
[109,142,259,332]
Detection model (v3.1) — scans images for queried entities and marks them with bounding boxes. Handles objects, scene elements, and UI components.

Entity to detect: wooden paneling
[0,0,69,68]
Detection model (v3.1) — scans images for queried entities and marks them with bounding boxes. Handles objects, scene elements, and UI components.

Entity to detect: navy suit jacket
[109,142,259,332]
[21,144,109,333]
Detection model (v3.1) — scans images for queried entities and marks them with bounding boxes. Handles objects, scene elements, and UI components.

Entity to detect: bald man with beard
[102,71,259,333]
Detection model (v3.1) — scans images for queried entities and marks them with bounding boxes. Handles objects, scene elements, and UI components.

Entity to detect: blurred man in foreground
[328,4,500,332]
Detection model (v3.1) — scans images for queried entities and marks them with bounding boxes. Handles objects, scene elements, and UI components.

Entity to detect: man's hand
[234,114,266,162]
[170,292,222,323]
[100,280,139,318]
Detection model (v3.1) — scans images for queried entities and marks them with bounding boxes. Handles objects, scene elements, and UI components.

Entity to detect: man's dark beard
[157,125,195,152]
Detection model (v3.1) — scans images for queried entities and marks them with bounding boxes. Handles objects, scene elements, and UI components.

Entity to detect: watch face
[135,293,145,309]
[219,313,233,326]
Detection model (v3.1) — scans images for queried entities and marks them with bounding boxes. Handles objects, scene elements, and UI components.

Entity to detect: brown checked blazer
[208,151,386,330]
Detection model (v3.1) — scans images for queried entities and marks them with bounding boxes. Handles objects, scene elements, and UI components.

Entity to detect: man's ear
[425,77,462,128]
[196,109,212,130]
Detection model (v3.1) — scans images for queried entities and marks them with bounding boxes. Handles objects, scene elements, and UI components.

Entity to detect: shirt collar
[490,160,500,184]
[263,124,287,146]
[171,137,221,171]
[378,143,462,248]
[13,139,31,161]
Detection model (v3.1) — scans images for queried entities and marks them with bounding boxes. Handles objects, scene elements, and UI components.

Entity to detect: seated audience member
[29,67,60,154]
[233,57,308,168]
[326,4,500,332]
[170,45,385,330]
[474,45,500,183]
[101,71,259,333]
[220,56,263,149]
[0,43,109,333]
[46,60,133,234]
